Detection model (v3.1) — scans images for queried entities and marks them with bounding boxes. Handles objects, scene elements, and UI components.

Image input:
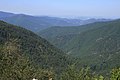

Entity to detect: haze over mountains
[0,11,111,32]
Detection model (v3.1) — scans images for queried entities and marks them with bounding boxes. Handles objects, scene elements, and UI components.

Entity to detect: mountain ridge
[0,11,111,32]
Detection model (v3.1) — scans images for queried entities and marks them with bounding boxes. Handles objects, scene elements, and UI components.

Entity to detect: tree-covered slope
[39,19,120,73]
[39,19,120,55]
[39,20,113,49]
[0,39,50,80]
[63,19,120,56]
[67,19,120,73]
[0,20,72,73]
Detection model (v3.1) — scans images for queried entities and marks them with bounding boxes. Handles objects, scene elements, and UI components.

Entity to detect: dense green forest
[0,20,120,80]
[0,21,73,74]
[39,20,114,49]
[39,19,120,75]
[0,38,55,80]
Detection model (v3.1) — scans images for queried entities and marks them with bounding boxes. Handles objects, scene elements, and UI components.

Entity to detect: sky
[0,0,120,18]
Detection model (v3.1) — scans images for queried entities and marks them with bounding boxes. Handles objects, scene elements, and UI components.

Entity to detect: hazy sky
[0,0,120,18]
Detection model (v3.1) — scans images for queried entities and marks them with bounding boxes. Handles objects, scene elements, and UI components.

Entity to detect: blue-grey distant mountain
[0,11,110,32]
[0,11,15,18]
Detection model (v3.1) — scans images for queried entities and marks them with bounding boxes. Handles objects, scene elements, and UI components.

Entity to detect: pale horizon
[0,0,120,19]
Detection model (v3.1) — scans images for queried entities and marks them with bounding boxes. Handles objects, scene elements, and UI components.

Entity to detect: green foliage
[0,37,55,80]
[0,19,120,79]
[39,20,111,50]
[60,65,92,80]
[60,64,120,80]
[39,19,120,74]
[0,20,72,74]
[110,68,120,80]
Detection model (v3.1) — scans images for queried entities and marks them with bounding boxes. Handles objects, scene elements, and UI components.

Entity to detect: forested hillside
[0,0,120,79]
[0,39,55,80]
[39,19,120,74]
[39,21,113,48]
[0,20,120,80]
[0,20,72,74]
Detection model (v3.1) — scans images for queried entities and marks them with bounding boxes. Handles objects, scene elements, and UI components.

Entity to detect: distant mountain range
[0,11,111,32]
[0,11,15,18]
